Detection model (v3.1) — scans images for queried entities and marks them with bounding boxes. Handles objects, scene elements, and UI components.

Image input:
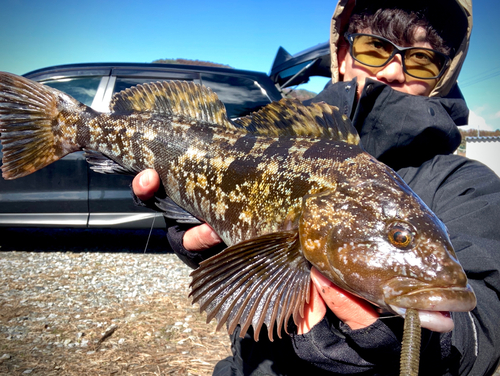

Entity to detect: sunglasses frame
[344,32,451,80]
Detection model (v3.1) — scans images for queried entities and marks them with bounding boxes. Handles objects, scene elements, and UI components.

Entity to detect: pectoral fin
[83,149,140,175]
[189,230,311,341]
[155,196,203,225]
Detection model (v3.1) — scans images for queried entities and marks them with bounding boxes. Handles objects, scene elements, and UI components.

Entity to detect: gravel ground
[0,228,231,375]
[1,228,499,376]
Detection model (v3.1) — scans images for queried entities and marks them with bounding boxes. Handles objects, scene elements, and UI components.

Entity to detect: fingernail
[210,231,222,242]
[139,171,150,187]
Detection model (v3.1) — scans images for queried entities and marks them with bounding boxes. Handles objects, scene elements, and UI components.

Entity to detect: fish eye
[387,223,414,249]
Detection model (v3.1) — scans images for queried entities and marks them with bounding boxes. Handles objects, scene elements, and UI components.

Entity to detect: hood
[329,0,473,97]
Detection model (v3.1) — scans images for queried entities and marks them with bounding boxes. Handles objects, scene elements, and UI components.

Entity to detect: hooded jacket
[161,0,500,375]
[286,80,500,375]
[288,1,500,375]
[329,0,473,97]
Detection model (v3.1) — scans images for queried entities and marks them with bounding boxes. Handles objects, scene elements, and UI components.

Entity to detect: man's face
[339,27,439,98]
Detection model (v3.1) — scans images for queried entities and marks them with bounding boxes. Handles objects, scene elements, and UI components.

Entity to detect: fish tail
[0,72,88,180]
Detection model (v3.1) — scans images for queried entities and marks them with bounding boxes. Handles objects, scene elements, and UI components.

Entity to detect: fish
[0,72,476,345]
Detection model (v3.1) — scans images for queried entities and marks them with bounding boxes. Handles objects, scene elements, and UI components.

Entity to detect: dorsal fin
[110,81,359,144]
[233,99,360,145]
[110,80,237,130]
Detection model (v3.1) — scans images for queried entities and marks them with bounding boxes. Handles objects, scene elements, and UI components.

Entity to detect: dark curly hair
[347,8,451,56]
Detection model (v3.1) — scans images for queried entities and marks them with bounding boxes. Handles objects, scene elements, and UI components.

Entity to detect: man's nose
[376,55,406,83]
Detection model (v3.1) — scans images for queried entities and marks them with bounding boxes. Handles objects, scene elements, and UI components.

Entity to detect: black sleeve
[289,307,456,375]
[165,220,226,269]
[400,155,500,375]
[291,312,402,375]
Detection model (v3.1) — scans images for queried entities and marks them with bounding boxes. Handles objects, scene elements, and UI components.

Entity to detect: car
[0,43,332,229]
[0,62,283,228]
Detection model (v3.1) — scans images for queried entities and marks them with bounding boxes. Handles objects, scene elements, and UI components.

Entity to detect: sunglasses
[344,33,450,80]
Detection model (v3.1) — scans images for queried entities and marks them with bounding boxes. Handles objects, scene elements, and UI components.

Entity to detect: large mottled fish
[0,72,475,344]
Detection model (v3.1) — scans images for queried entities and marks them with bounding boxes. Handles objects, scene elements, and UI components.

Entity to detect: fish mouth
[386,285,476,333]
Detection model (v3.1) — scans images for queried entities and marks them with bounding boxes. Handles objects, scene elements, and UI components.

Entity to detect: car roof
[24,61,270,79]
[24,62,281,99]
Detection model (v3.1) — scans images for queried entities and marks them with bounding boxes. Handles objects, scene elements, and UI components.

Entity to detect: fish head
[299,172,476,331]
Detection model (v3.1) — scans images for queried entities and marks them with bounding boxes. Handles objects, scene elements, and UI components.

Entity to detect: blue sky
[1,0,499,131]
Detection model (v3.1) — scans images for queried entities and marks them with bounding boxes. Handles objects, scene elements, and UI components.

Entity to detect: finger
[311,267,378,330]
[296,281,327,335]
[183,223,222,251]
[132,169,160,201]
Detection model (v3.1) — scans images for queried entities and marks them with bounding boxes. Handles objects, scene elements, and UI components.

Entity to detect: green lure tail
[400,308,421,376]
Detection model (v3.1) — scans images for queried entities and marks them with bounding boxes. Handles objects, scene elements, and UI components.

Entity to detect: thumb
[132,169,160,201]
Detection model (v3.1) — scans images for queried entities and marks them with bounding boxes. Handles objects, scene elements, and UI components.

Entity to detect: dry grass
[0,291,231,375]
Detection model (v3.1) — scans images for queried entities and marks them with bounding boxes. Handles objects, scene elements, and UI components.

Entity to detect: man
[133,0,500,374]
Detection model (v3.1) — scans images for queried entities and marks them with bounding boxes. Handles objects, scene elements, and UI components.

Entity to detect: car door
[0,151,89,227]
[86,68,202,228]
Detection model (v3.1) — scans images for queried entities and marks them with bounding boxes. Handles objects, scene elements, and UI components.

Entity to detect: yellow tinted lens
[352,35,394,66]
[404,49,444,78]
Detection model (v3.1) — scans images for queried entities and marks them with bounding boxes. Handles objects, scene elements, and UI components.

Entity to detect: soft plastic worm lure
[400,308,421,376]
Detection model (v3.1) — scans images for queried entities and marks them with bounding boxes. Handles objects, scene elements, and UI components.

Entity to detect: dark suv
[0,43,331,229]
[0,63,283,228]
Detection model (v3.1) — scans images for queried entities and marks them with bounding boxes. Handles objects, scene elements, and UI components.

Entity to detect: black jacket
[166,79,500,375]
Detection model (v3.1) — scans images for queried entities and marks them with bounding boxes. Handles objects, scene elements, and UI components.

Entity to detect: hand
[297,267,378,334]
[132,169,222,251]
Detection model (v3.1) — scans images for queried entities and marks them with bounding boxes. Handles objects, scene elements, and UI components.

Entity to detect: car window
[110,74,274,119]
[112,77,195,95]
[274,61,314,88]
[274,60,330,100]
[282,76,331,101]
[201,74,274,118]
[41,77,102,106]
